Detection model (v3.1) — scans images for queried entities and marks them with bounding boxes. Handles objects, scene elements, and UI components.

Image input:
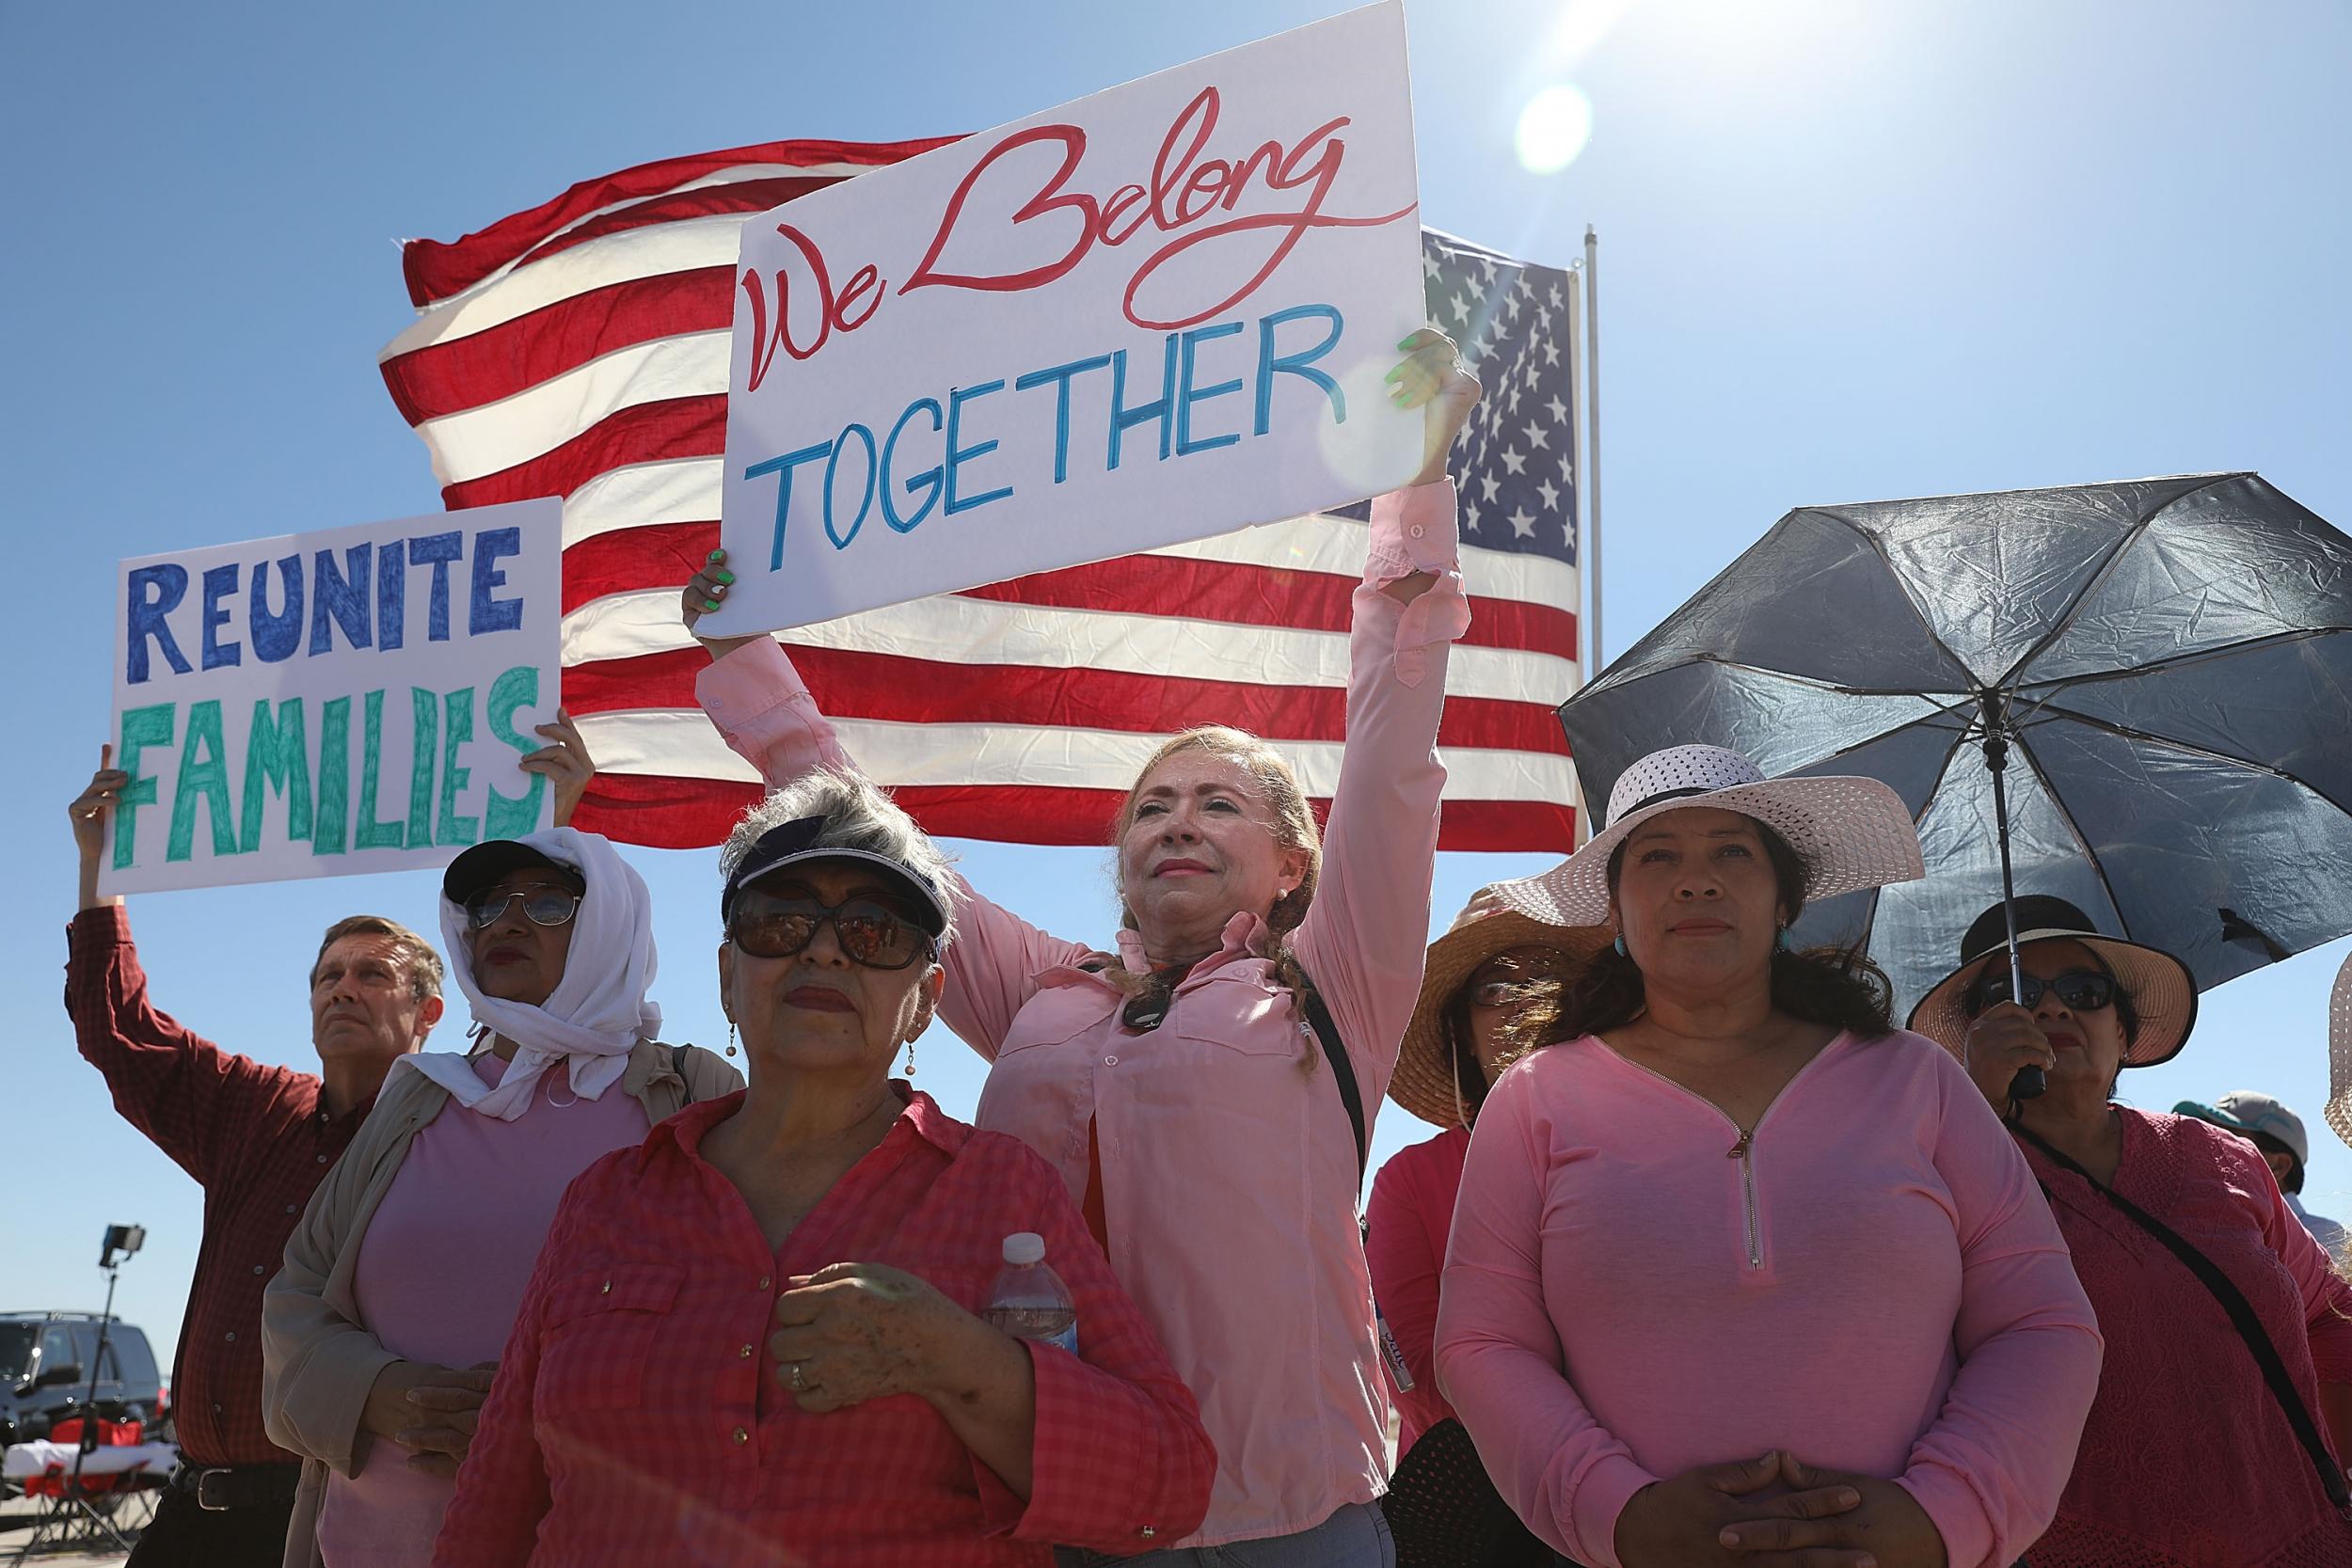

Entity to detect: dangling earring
[725,1021,738,1058]
[1774,926,1792,953]
[1611,933,1628,957]
[902,1038,916,1078]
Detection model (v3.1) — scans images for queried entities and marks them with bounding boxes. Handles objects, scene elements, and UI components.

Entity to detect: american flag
[379,139,1582,852]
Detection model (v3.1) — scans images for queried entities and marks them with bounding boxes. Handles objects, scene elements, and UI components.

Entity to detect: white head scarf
[403,828,662,1120]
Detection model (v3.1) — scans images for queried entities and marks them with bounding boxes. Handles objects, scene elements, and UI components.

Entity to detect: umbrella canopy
[1562,471,2352,1014]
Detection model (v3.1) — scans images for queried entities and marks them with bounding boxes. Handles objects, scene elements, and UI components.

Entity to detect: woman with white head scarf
[261,827,741,1568]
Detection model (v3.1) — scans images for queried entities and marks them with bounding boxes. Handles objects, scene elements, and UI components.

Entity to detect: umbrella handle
[1986,707,2047,1104]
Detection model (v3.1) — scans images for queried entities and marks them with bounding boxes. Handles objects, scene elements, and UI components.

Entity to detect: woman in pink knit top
[1437,746,2105,1568]
[1915,895,2352,1567]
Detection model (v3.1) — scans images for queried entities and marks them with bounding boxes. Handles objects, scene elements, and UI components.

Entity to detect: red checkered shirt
[431,1087,1214,1568]
[64,905,374,1467]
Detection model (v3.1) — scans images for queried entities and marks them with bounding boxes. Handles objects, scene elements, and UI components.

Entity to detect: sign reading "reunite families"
[103,499,564,895]
[701,0,1426,636]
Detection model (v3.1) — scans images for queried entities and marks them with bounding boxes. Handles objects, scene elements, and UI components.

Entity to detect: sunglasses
[1973,969,2117,1015]
[727,893,934,971]
[465,889,581,929]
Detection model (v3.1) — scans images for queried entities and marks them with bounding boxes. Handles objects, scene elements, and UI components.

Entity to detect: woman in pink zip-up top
[675,332,1481,1564]
[1439,746,2105,1568]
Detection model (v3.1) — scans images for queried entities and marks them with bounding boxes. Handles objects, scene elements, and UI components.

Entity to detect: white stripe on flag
[563,589,1581,704]
[415,331,730,485]
[574,708,1578,801]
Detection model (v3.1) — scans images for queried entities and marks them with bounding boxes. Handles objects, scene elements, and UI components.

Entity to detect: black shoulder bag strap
[2012,1121,2352,1514]
[1296,971,1370,1191]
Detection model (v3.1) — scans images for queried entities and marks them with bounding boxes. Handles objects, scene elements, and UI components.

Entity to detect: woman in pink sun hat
[1368,890,1608,1567]
[1436,744,2104,1568]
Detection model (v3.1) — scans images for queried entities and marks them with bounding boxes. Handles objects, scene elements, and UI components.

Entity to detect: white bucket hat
[1490,745,1926,927]
[2325,952,2352,1155]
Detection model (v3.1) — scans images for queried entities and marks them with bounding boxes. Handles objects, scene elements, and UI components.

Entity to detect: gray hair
[720,768,959,951]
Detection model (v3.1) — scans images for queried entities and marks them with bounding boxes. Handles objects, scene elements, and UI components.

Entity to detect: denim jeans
[1057,1499,1394,1568]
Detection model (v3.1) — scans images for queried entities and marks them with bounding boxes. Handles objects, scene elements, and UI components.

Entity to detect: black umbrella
[1561,472,2352,1037]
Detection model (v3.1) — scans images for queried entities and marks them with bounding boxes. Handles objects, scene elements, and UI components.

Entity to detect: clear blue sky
[4,0,2347,1378]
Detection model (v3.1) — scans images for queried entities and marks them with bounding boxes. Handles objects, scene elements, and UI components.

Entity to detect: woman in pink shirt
[1438,746,2104,1568]
[1915,895,2352,1566]
[675,332,1481,1562]
[1368,892,1603,1567]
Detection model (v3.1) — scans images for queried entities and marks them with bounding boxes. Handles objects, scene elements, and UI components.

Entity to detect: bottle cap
[1001,1231,1045,1266]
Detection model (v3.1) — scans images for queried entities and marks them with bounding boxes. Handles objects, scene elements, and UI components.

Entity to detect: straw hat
[2325,952,2352,1154]
[1488,745,1925,928]
[1388,890,1613,1130]
[1906,895,2198,1068]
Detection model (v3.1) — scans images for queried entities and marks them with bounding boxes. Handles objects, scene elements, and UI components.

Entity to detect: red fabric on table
[63,907,373,1468]
[2022,1110,2352,1568]
[431,1087,1213,1568]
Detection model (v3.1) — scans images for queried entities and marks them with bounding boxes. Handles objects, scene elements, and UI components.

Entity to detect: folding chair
[5,1411,167,1562]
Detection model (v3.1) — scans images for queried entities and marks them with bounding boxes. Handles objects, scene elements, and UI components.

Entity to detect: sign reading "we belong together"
[701,1,1428,636]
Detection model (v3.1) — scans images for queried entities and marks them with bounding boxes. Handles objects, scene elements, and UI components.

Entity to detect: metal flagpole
[1582,224,1602,688]
[1571,226,1603,847]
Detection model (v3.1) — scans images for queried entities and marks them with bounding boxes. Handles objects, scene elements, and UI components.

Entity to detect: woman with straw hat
[1368,893,1606,1568]
[1913,895,2352,1567]
[1435,745,2103,1568]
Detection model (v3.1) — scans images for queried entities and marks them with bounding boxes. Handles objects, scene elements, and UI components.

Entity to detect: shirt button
[731,1427,749,1445]
[600,1280,612,1294]
[252,1265,265,1275]
[739,1344,754,1359]
[757,1275,771,1291]
[316,1153,328,1164]
[1103,1055,1118,1067]
[1408,524,1426,538]
[285,1204,298,1214]
[224,1332,236,1342]
[211,1403,223,1416]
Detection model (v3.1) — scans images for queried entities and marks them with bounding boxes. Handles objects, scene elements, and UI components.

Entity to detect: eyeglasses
[727,893,934,971]
[465,890,581,929]
[1973,969,2117,1015]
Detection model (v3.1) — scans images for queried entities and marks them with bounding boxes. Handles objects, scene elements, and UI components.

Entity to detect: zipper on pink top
[1608,1037,1843,1274]
[1725,1129,1761,1268]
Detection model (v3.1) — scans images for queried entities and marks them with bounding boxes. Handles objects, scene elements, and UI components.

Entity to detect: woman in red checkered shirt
[429,771,1215,1567]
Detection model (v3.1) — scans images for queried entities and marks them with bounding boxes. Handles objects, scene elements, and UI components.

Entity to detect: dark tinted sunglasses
[727,892,934,971]
[1973,968,2117,1015]
[465,889,581,929]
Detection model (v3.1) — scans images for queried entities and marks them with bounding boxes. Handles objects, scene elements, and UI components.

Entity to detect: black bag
[1381,1418,1562,1568]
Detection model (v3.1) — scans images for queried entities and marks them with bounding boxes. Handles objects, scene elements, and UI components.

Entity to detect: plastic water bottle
[982,1232,1078,1356]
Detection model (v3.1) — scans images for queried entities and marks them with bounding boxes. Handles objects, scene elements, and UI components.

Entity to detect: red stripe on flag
[576,773,1575,853]
[964,556,1578,659]
[563,646,1570,755]
[501,179,849,281]
[385,267,734,427]
[403,136,959,306]
[437,395,726,510]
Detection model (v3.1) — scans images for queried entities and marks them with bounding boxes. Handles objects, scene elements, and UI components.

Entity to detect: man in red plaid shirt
[66,756,449,1566]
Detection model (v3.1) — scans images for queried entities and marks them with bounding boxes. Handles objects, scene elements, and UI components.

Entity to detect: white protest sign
[103,499,564,894]
[705,0,1424,636]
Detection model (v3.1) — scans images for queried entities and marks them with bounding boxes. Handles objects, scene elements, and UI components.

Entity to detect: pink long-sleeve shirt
[1434,1029,2104,1568]
[695,482,1465,1546]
